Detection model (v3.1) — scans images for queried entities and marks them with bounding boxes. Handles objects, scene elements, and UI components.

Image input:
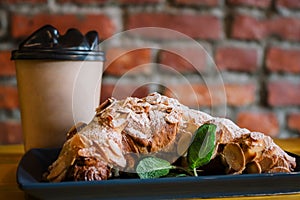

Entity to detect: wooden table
[1,138,300,200]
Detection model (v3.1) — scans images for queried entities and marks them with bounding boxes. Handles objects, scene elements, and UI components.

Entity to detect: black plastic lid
[11,25,105,61]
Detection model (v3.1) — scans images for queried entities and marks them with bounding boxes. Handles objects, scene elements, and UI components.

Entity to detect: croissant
[45,93,296,182]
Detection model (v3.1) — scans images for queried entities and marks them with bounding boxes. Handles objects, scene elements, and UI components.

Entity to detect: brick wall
[1,0,300,144]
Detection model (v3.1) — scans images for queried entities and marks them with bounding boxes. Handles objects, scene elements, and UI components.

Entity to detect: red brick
[100,83,150,103]
[175,0,219,6]
[287,113,300,133]
[164,83,255,107]
[164,84,220,107]
[266,47,300,73]
[0,51,16,76]
[268,81,300,106]
[57,0,107,3]
[120,0,160,3]
[225,83,256,106]
[104,48,152,76]
[215,46,259,72]
[0,86,19,109]
[0,121,23,145]
[11,13,115,39]
[232,14,300,41]
[0,0,46,3]
[231,15,267,40]
[58,0,158,3]
[270,17,300,41]
[236,111,279,137]
[277,0,300,9]
[126,13,222,40]
[158,48,207,73]
[227,0,272,8]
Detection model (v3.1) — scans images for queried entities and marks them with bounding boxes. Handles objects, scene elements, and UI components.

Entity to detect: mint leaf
[187,123,217,172]
[136,157,174,179]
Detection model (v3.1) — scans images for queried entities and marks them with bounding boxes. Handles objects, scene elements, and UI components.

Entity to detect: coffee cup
[11,25,105,151]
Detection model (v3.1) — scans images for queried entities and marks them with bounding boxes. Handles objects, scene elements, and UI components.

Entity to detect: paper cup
[11,25,105,151]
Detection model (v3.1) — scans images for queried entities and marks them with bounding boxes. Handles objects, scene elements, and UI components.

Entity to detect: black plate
[17,148,300,200]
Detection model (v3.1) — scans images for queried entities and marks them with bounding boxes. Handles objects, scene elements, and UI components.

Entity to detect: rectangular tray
[17,148,300,200]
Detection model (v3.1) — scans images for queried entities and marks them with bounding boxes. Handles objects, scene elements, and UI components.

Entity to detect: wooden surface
[0,139,299,200]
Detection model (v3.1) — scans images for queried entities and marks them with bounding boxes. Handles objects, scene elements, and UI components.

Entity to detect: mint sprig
[135,123,217,179]
[136,157,174,179]
[187,123,217,176]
